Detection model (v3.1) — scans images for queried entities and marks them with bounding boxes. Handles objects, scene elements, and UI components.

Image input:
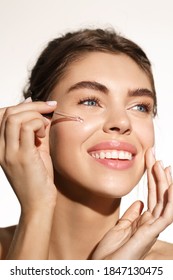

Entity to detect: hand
[92,148,173,259]
[0,99,58,214]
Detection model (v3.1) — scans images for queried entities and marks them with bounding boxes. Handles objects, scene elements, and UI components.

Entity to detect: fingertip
[43,117,51,126]
[23,97,32,103]
[151,147,155,156]
[169,166,172,175]
[133,200,144,214]
[46,101,57,107]
[154,160,164,172]
[164,166,172,185]
[145,147,156,168]
[159,160,164,169]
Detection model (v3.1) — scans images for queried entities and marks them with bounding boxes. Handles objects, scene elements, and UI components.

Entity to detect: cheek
[49,122,94,168]
[133,119,155,150]
[50,124,80,155]
[50,118,102,150]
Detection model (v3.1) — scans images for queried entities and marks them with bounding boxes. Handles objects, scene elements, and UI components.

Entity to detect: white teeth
[106,152,111,158]
[126,152,132,160]
[119,151,125,159]
[129,154,132,160]
[112,151,118,158]
[90,150,133,160]
[100,152,105,159]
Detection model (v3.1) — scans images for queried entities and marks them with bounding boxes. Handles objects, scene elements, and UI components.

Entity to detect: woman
[0,28,173,259]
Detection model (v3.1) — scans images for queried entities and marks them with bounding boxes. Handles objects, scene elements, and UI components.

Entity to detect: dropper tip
[77,117,84,123]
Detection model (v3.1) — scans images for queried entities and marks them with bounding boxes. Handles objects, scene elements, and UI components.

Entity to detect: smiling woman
[49,52,155,200]
[0,28,173,260]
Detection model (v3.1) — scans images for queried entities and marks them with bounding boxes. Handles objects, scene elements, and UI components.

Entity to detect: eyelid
[78,95,102,107]
[128,102,153,113]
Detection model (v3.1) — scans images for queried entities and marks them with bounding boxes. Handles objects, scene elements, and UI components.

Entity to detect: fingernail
[151,147,155,156]
[46,101,57,106]
[169,166,172,177]
[159,161,164,169]
[23,97,32,103]
[43,117,50,125]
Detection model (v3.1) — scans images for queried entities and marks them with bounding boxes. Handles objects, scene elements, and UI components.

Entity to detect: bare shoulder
[145,239,173,260]
[0,225,16,259]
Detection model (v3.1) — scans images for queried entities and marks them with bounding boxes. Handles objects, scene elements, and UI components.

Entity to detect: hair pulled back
[23,28,157,115]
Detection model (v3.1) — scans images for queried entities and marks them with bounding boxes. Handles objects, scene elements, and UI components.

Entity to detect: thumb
[37,119,51,153]
[0,107,7,123]
[118,200,144,228]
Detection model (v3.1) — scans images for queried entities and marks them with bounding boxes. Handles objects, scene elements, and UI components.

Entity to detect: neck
[49,179,121,259]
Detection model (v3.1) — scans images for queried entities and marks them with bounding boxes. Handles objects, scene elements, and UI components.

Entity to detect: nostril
[110,127,120,131]
[109,127,131,134]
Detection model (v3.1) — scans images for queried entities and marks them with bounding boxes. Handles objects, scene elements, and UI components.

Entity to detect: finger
[145,148,157,212]
[37,119,51,154]
[152,161,169,218]
[20,118,47,151]
[161,183,173,225]
[1,101,57,126]
[109,183,173,260]
[165,166,172,185]
[117,200,144,228]
[92,201,143,259]
[0,108,13,163]
[111,225,157,260]
[144,183,173,238]
[0,107,7,123]
[0,101,56,142]
[22,97,32,103]
[4,111,48,151]
[110,212,157,260]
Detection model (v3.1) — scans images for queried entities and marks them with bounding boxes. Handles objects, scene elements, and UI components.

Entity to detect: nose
[103,108,132,135]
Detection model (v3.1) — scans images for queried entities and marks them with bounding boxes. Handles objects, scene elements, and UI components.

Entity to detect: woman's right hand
[0,99,58,214]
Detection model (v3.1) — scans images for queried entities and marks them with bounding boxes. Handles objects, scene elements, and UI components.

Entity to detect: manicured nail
[46,101,57,106]
[23,97,32,103]
[151,147,155,156]
[159,161,164,169]
[169,166,172,177]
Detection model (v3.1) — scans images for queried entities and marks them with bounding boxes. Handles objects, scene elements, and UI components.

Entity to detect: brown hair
[23,28,157,115]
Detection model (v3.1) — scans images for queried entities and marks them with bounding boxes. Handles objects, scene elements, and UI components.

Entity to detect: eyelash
[77,96,153,115]
[78,96,101,107]
[131,103,153,114]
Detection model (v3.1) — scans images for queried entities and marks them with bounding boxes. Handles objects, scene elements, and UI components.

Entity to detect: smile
[88,140,137,170]
[90,150,132,160]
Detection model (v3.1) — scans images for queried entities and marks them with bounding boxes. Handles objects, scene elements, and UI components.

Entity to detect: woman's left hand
[92,148,173,259]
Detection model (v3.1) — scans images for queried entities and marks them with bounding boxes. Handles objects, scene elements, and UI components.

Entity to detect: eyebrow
[67,81,109,94]
[128,88,154,99]
[67,80,154,99]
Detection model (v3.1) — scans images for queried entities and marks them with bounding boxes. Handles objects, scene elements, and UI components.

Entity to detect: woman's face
[49,52,155,198]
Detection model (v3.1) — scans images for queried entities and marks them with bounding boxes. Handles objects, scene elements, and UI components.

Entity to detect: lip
[88,140,137,170]
[88,140,137,154]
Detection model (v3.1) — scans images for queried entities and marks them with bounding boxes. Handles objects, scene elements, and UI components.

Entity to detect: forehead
[58,52,152,92]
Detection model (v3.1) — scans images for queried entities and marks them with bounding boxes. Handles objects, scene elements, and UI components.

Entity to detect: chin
[83,170,143,197]
[88,181,138,198]
[53,157,144,200]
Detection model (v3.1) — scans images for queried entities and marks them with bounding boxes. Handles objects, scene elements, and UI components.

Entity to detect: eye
[131,103,152,113]
[78,96,101,107]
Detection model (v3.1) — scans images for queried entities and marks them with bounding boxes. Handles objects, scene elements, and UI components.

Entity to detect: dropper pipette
[54,111,84,123]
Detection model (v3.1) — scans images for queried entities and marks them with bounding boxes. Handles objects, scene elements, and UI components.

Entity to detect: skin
[0,52,173,259]
[50,53,154,198]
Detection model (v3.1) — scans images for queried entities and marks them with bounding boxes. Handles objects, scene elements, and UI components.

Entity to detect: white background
[0,0,173,243]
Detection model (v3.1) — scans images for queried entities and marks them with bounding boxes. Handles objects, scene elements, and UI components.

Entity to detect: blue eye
[137,105,147,112]
[83,100,97,106]
[78,97,101,107]
[132,103,151,113]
